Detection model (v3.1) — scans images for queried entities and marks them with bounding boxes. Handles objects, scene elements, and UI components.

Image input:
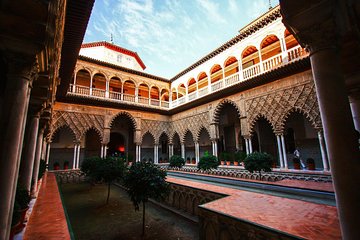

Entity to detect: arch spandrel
[245,82,322,134]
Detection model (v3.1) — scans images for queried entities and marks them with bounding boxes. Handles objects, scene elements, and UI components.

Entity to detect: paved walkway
[24,172,70,240]
[167,176,341,240]
[169,170,334,192]
[23,171,339,239]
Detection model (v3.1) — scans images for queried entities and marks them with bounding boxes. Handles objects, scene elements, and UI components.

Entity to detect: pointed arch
[80,126,103,142]
[248,113,276,135]
[49,124,77,143]
[158,131,170,144]
[279,107,322,132]
[141,131,155,145]
[182,129,196,143]
[109,111,137,129]
[195,126,211,142]
[212,99,241,124]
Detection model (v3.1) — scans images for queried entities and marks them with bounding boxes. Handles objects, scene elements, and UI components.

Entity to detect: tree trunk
[106,182,111,204]
[142,201,145,237]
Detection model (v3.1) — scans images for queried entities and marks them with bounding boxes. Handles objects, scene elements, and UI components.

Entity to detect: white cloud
[228,0,239,16]
[196,0,226,24]
[246,0,269,19]
[84,0,272,78]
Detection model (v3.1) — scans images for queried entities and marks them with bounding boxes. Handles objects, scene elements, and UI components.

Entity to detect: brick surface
[169,170,334,192]
[24,173,70,240]
[166,176,341,240]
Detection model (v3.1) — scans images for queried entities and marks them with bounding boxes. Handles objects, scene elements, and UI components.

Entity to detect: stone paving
[23,171,339,240]
[169,170,334,192]
[23,172,70,240]
[166,176,341,240]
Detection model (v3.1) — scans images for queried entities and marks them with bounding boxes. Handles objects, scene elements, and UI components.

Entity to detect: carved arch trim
[212,99,241,123]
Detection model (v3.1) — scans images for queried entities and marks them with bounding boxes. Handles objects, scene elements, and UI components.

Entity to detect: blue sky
[84,0,279,79]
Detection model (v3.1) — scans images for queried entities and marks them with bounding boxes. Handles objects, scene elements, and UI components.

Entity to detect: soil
[60,183,198,240]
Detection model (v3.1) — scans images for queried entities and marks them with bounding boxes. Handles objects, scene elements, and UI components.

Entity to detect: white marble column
[317,131,329,171]
[211,140,218,157]
[195,142,200,164]
[154,145,159,164]
[100,145,104,158]
[138,145,141,162]
[181,143,185,159]
[136,144,141,162]
[245,138,249,154]
[168,144,173,159]
[276,135,284,169]
[73,144,78,169]
[104,145,107,158]
[76,144,81,169]
[280,135,288,169]
[248,138,253,153]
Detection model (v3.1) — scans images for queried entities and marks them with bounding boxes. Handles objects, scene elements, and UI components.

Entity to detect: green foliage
[219,152,230,161]
[81,156,126,183]
[15,184,30,209]
[243,152,273,174]
[38,159,47,180]
[81,157,101,181]
[234,151,246,162]
[169,155,185,168]
[81,156,126,204]
[124,161,169,211]
[11,202,21,226]
[198,151,219,170]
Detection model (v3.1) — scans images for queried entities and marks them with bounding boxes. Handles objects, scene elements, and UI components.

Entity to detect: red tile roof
[81,41,146,70]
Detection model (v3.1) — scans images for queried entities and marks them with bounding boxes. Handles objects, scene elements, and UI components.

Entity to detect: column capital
[242,134,251,140]
[5,52,38,78]
[274,131,284,136]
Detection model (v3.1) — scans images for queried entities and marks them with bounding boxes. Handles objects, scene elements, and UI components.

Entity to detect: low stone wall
[164,165,332,183]
[161,183,225,217]
[53,170,86,184]
[198,207,302,240]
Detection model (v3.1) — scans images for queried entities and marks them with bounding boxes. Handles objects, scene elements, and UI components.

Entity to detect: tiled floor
[167,176,341,240]
[23,171,339,240]
[23,172,70,240]
[169,170,334,192]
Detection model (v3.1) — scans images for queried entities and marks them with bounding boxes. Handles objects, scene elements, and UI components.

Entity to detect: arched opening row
[47,106,328,171]
[71,72,170,108]
[171,30,308,107]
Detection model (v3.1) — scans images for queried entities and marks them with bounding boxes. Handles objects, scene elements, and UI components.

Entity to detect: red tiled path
[169,170,334,192]
[167,176,341,240]
[24,172,70,240]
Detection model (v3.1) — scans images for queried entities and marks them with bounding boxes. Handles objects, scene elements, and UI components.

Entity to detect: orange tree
[81,156,126,204]
[124,162,169,237]
[243,152,273,180]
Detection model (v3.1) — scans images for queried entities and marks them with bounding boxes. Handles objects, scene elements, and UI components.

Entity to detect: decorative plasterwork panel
[172,112,210,142]
[49,111,104,142]
[246,82,322,134]
[141,120,172,144]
